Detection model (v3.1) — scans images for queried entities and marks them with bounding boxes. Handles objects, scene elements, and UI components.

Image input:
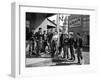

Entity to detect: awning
[47,25,56,29]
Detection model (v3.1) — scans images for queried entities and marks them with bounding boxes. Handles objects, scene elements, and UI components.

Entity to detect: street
[26,51,89,67]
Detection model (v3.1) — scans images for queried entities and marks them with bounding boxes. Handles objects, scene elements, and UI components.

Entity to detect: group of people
[26,27,83,64]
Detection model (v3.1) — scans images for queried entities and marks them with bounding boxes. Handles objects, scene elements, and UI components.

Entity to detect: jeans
[70,46,75,60]
[76,47,83,63]
[63,45,69,59]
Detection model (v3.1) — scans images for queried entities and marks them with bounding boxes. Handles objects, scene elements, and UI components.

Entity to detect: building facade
[68,14,90,47]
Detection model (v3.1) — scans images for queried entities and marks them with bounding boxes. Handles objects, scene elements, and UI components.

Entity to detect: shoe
[77,62,81,65]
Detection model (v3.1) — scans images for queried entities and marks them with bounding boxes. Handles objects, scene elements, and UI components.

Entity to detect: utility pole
[63,15,69,34]
[56,13,60,47]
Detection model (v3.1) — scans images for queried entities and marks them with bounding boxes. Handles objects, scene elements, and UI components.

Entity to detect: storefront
[68,14,90,50]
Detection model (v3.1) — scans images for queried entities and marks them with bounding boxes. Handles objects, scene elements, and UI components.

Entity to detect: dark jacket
[69,37,75,47]
[60,34,69,46]
[35,32,43,40]
[74,38,83,48]
[47,33,53,43]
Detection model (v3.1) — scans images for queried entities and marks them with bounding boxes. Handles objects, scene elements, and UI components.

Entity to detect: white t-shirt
[52,34,59,41]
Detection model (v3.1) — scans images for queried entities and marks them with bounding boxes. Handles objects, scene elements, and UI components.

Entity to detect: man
[62,33,69,59]
[31,29,36,55]
[59,32,64,57]
[51,31,59,58]
[38,36,44,53]
[35,28,43,40]
[35,28,43,56]
[59,32,69,59]
[69,33,75,61]
[28,29,34,56]
[47,29,53,53]
[42,30,47,53]
[75,33,83,64]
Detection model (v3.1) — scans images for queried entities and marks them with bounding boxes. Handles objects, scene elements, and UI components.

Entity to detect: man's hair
[44,30,46,32]
[55,31,58,33]
[77,33,80,36]
[39,28,42,30]
[70,33,73,36]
